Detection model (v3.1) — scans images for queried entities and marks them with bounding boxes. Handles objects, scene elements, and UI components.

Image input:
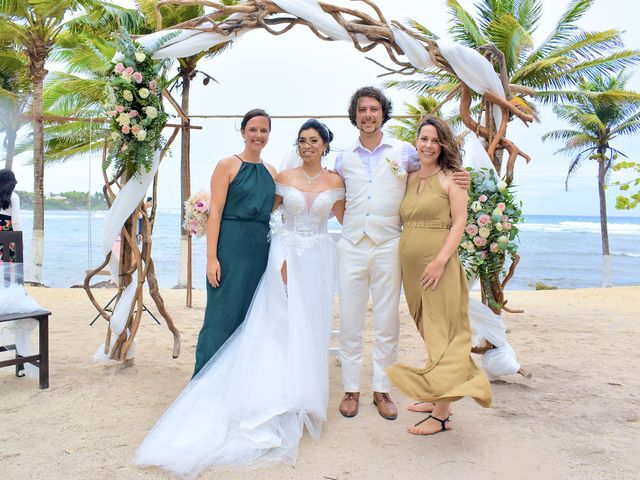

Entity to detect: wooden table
[0,309,50,389]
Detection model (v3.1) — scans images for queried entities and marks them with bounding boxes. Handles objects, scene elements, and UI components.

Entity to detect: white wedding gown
[134,184,345,477]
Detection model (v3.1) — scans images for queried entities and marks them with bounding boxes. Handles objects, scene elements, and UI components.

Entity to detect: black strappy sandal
[409,414,451,436]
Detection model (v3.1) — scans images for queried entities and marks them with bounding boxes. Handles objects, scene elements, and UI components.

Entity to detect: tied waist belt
[403,220,450,230]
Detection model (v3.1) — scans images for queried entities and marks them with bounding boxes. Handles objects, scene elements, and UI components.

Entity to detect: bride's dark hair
[297,119,334,156]
[0,168,18,210]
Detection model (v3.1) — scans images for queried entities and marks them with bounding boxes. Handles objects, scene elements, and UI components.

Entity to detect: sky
[5,0,640,217]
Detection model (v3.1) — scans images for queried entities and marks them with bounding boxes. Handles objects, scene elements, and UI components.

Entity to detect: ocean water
[13,210,640,290]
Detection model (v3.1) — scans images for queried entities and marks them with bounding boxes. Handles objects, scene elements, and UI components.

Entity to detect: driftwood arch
[93,0,536,365]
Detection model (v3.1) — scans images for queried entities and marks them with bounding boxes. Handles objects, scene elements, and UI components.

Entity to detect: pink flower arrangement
[183,191,211,237]
[458,168,523,308]
[465,224,479,236]
[477,214,491,226]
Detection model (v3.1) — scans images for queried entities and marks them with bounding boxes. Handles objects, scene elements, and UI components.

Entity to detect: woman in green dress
[193,109,277,377]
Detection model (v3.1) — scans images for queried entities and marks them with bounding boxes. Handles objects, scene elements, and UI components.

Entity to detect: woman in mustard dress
[387,116,492,435]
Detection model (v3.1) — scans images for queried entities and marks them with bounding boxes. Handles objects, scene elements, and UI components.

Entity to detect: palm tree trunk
[28,49,47,284]
[598,157,612,287]
[177,70,192,288]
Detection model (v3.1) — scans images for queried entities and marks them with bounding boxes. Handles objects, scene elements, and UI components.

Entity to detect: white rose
[492,207,503,216]
[116,113,130,126]
[497,181,507,192]
[136,129,147,141]
[479,227,491,239]
[471,201,482,212]
[495,222,504,232]
[138,88,150,99]
[135,52,146,63]
[145,106,158,119]
[122,90,133,102]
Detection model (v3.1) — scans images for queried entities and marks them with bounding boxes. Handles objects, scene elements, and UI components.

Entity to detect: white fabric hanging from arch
[437,39,505,128]
[390,26,434,70]
[272,0,350,41]
[461,130,497,172]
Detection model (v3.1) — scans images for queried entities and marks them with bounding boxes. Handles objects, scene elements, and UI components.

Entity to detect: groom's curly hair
[347,87,393,126]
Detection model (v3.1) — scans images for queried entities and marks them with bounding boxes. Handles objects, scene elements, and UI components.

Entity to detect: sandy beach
[1,286,639,480]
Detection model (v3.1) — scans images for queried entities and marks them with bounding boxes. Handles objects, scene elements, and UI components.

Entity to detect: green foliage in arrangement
[104,30,178,178]
[458,168,523,308]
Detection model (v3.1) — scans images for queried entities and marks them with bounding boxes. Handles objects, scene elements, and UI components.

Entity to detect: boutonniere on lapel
[386,157,407,178]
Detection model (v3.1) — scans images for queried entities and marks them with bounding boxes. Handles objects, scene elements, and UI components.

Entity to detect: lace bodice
[273,184,345,238]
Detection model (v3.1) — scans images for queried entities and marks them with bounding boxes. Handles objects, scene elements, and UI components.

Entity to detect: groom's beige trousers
[338,235,402,393]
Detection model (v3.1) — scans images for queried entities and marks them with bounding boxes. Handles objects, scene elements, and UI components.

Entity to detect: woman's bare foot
[408,415,452,435]
[407,402,452,435]
[407,402,435,413]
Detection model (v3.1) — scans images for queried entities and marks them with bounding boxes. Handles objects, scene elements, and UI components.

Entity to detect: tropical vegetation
[542,73,640,286]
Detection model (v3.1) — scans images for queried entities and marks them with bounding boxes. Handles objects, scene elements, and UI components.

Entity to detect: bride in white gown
[134,120,345,477]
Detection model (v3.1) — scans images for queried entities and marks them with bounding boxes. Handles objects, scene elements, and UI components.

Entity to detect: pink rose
[149,79,158,94]
[124,66,134,75]
[477,214,491,226]
[132,72,143,83]
[114,63,125,73]
[115,105,124,113]
[107,110,117,117]
[465,224,479,236]
[498,202,506,211]
[503,222,512,231]
[502,215,509,223]
[478,194,488,202]
[196,200,209,213]
[490,243,499,253]
[479,251,487,259]
[121,125,130,134]
[131,125,141,134]
[473,236,487,247]
[129,110,138,118]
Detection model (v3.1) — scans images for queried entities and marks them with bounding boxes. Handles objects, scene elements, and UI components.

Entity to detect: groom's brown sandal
[339,392,360,417]
[408,414,452,436]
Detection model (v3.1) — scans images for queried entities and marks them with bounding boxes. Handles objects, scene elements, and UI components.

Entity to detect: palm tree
[136,0,238,288]
[388,0,640,174]
[387,96,442,146]
[0,0,141,282]
[0,42,30,169]
[542,73,640,286]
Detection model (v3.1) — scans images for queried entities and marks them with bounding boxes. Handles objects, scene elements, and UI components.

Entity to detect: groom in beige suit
[335,87,469,420]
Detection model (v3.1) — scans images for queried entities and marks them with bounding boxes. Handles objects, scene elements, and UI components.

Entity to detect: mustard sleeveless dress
[387,173,492,407]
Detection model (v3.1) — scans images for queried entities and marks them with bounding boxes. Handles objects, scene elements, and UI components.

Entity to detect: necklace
[301,167,323,183]
[418,168,441,180]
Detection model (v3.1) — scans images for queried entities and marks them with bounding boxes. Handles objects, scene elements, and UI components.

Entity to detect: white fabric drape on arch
[93,150,161,361]
[137,0,506,130]
[461,132,521,377]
